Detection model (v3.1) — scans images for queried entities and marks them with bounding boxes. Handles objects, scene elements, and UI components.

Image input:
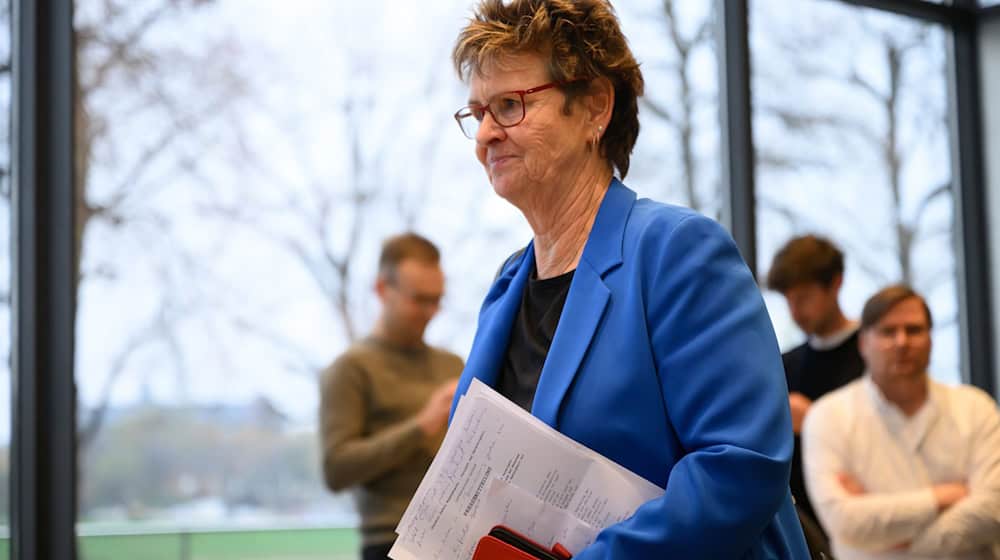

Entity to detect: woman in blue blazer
[449,1,809,557]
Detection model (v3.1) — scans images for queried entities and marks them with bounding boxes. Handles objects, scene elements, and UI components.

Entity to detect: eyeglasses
[453,80,579,139]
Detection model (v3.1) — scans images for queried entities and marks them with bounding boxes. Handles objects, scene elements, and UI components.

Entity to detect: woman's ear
[586,76,615,129]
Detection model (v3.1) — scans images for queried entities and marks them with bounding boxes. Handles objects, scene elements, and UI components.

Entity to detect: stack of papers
[389,379,664,560]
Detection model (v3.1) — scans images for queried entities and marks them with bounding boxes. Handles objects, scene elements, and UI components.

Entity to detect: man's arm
[908,389,1000,555]
[802,399,939,551]
[789,392,812,434]
[319,356,451,492]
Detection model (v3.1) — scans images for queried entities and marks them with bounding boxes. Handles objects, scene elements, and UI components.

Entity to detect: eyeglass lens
[457,93,525,138]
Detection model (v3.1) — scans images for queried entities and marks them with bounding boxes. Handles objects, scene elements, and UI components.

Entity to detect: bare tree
[72,0,249,455]
[0,0,14,310]
[846,24,951,288]
[205,62,385,359]
[205,6,468,368]
[641,0,717,216]
[755,8,952,296]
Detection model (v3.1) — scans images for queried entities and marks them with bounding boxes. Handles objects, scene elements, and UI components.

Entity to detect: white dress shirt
[802,375,1000,560]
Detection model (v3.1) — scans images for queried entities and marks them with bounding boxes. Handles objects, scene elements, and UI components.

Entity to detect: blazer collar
[451,242,534,416]
[489,178,633,286]
[452,179,637,427]
[580,177,633,277]
[532,178,635,426]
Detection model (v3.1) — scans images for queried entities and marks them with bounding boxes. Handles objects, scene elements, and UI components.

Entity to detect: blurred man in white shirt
[802,284,1000,560]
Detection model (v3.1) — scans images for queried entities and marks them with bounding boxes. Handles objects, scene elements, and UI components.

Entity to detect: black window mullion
[948,7,996,396]
[838,0,974,24]
[717,0,756,275]
[10,0,77,559]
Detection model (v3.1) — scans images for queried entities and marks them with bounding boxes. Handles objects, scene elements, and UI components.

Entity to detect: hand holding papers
[389,379,664,560]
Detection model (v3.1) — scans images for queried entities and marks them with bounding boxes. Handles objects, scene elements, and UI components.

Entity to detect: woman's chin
[490,177,522,203]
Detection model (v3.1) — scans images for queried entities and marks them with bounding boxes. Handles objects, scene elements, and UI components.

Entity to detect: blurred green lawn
[0,527,361,560]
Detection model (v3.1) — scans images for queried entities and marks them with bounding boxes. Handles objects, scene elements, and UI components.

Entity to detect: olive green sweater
[319,336,464,547]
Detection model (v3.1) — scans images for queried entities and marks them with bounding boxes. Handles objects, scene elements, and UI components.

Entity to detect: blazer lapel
[531,180,635,427]
[454,243,535,402]
[531,262,609,427]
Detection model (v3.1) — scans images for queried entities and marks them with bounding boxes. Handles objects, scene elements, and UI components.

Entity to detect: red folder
[472,526,573,560]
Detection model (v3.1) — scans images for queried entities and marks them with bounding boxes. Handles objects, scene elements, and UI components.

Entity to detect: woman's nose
[476,111,504,145]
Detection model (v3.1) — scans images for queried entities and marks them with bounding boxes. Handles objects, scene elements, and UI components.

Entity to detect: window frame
[6,0,997,558]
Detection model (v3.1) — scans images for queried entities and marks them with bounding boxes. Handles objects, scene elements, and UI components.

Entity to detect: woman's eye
[496,96,521,113]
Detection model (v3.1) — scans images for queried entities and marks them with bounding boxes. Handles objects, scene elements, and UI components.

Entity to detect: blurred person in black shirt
[767,234,865,537]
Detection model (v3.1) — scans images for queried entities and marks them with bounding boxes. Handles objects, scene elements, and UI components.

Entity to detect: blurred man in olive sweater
[320,233,463,560]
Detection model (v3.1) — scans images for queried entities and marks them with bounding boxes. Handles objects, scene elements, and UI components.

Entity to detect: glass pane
[618,1,721,218]
[751,0,960,383]
[73,1,717,558]
[73,3,370,556]
[0,0,9,554]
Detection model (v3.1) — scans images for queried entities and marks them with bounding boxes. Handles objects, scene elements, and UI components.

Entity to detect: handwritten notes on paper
[389,379,663,560]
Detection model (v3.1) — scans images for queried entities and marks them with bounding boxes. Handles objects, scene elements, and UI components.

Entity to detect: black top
[783,330,864,400]
[782,330,865,531]
[498,266,575,412]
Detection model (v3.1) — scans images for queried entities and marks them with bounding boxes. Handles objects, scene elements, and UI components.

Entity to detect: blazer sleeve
[576,214,797,558]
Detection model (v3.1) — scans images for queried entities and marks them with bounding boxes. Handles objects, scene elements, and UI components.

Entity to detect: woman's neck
[523,162,612,279]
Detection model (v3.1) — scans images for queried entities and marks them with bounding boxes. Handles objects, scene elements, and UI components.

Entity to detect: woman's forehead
[469,52,548,92]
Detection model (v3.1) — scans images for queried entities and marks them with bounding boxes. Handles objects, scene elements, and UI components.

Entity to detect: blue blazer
[453,179,809,559]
